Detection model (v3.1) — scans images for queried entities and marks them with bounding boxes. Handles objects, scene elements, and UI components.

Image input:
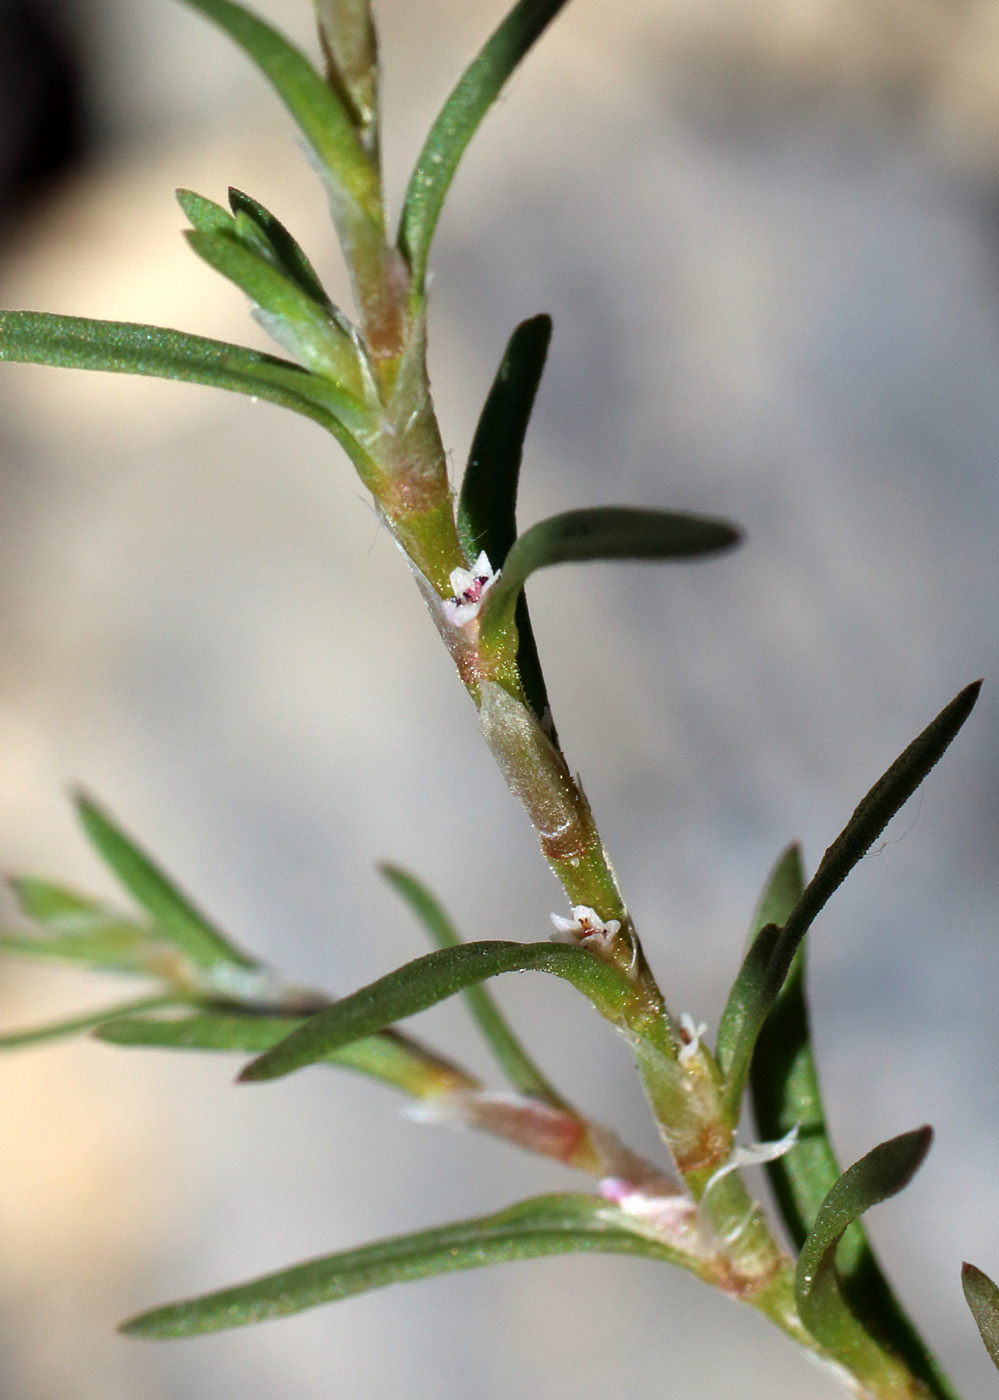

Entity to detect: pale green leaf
[75,792,256,977]
[10,876,119,924]
[0,994,178,1050]
[0,309,378,469]
[239,940,633,1083]
[379,864,564,1106]
[176,187,235,235]
[0,920,163,974]
[184,229,363,389]
[121,1192,687,1337]
[95,1011,473,1099]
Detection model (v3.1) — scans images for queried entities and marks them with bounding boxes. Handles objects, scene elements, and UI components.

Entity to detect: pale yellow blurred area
[1,2,999,1398]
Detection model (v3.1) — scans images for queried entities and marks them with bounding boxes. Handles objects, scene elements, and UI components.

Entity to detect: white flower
[441,551,497,626]
[677,1012,708,1065]
[549,905,621,953]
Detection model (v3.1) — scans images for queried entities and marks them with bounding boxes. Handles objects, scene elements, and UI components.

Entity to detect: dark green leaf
[795,1128,933,1386]
[239,940,633,1082]
[184,229,363,388]
[478,506,741,644]
[75,792,257,979]
[120,1191,689,1337]
[717,844,803,1117]
[458,315,551,565]
[379,864,565,1106]
[759,683,981,1035]
[227,188,332,307]
[177,0,380,221]
[962,1264,999,1374]
[459,315,554,732]
[0,310,378,471]
[747,855,960,1400]
[0,994,178,1050]
[399,0,573,292]
[95,1011,472,1099]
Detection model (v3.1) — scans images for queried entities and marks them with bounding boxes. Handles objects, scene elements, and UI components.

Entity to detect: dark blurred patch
[0,0,87,239]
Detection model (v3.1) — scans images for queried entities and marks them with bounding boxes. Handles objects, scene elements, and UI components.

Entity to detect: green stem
[334,192,946,1400]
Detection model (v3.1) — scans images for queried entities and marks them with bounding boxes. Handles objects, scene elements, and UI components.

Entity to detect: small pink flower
[441,551,497,626]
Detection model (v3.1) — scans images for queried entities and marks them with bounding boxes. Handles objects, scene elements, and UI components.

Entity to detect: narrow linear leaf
[479,506,741,644]
[0,920,166,974]
[458,315,551,564]
[96,1011,474,1099]
[176,0,380,221]
[184,229,363,389]
[459,315,554,731]
[0,994,178,1050]
[379,864,564,1106]
[795,1128,933,1387]
[4,875,179,974]
[768,682,981,1005]
[0,310,377,468]
[399,0,572,291]
[799,1132,933,1275]
[717,843,804,1114]
[10,876,113,923]
[179,187,335,315]
[227,188,332,307]
[746,855,960,1399]
[239,940,633,1083]
[720,683,982,1116]
[962,1264,999,1374]
[120,1192,688,1338]
[75,792,256,977]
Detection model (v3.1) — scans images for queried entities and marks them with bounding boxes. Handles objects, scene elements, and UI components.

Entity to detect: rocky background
[1,1,999,1396]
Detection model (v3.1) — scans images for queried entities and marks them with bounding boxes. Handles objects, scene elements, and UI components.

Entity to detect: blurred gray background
[1,0,998,1396]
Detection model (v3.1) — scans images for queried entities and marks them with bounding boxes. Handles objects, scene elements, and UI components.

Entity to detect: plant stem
[336,192,944,1400]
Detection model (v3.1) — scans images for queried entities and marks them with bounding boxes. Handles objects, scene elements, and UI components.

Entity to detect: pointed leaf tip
[379,864,565,1106]
[794,1128,934,1389]
[176,0,379,221]
[399,0,574,292]
[802,1126,933,1266]
[73,789,256,977]
[119,1192,687,1337]
[963,1262,999,1373]
[458,313,556,730]
[478,505,741,645]
[237,940,633,1083]
[756,681,983,1036]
